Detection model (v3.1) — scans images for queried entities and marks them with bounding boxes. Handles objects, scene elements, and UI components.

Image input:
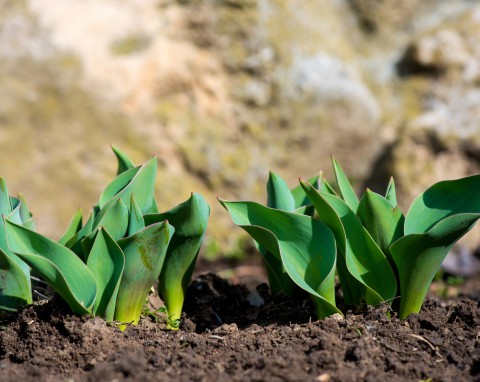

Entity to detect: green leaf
[385,177,397,206]
[145,193,209,326]
[267,171,295,211]
[5,220,96,314]
[99,157,157,214]
[219,199,341,319]
[99,167,139,207]
[300,180,397,306]
[6,200,23,225]
[0,177,12,216]
[300,180,362,304]
[111,145,136,175]
[114,221,175,326]
[391,213,480,319]
[146,197,159,214]
[65,212,94,258]
[0,248,32,311]
[332,158,359,211]
[291,174,319,209]
[111,146,159,214]
[321,177,338,196]
[0,209,32,312]
[82,199,129,258]
[405,175,480,235]
[91,198,129,240]
[293,205,315,216]
[9,194,35,230]
[357,190,404,260]
[264,172,299,295]
[127,195,145,236]
[86,228,125,320]
[260,244,299,297]
[17,193,35,230]
[58,209,83,245]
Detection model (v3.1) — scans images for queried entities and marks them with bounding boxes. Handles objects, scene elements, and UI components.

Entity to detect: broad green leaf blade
[254,241,298,297]
[300,180,363,304]
[6,201,23,225]
[385,177,397,206]
[219,200,341,319]
[264,172,298,295]
[92,198,128,240]
[301,180,397,305]
[111,145,136,175]
[357,190,404,260]
[332,158,359,211]
[5,220,96,314]
[99,167,140,207]
[65,212,94,259]
[293,205,315,216]
[127,195,145,236]
[82,199,129,258]
[391,213,480,319]
[261,247,299,297]
[0,212,32,311]
[86,228,125,320]
[145,197,159,214]
[115,221,175,326]
[291,174,319,209]
[0,249,32,311]
[0,177,12,216]
[267,171,295,211]
[99,157,157,214]
[9,196,34,231]
[405,175,480,235]
[145,193,209,326]
[321,178,338,197]
[58,209,83,245]
[0,205,32,311]
[17,193,35,230]
[0,217,29,277]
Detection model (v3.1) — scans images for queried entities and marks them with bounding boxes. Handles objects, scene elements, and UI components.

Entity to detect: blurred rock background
[1,0,480,256]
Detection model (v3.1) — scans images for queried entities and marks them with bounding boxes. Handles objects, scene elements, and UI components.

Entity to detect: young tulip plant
[260,172,321,298]
[220,158,480,320]
[2,147,209,329]
[0,179,35,312]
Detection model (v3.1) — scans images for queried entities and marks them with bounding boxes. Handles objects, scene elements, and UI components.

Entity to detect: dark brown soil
[1,273,479,382]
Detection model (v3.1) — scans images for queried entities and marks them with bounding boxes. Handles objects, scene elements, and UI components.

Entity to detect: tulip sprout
[0,178,34,311]
[2,147,209,329]
[220,158,480,319]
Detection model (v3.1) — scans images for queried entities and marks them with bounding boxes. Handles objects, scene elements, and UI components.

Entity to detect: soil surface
[0,273,479,382]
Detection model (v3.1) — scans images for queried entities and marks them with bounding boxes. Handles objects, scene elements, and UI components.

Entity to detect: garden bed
[1,273,479,382]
